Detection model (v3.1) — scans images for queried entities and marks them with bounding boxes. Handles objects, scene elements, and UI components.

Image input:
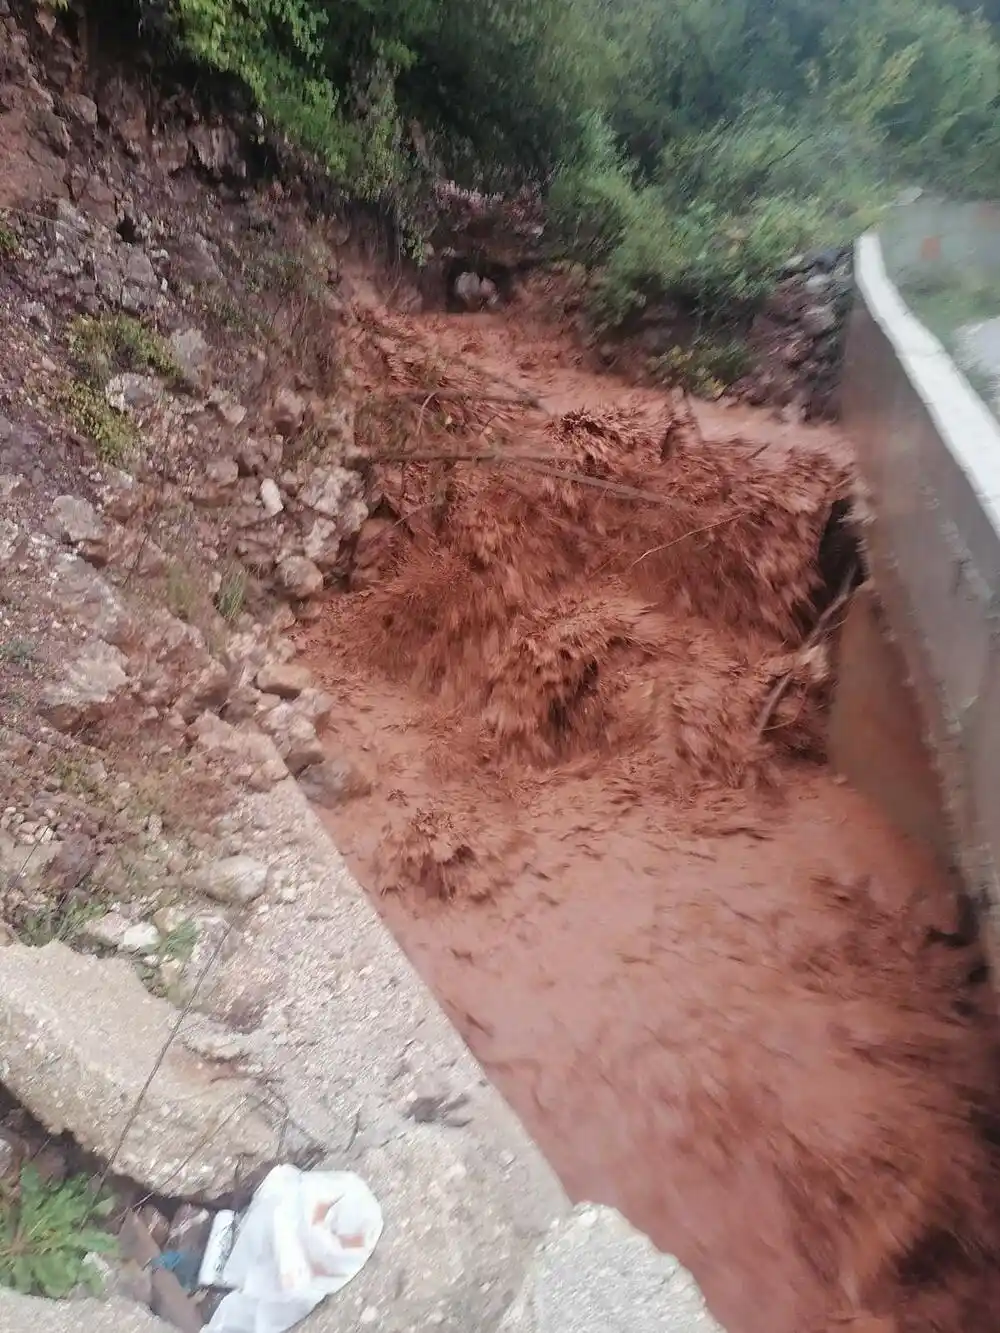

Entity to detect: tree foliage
[146,0,1000,320]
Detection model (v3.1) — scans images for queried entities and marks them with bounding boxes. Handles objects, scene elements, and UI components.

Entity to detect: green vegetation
[0,638,37,668]
[901,270,1000,343]
[68,313,182,388]
[60,379,138,465]
[127,0,1000,336]
[62,314,182,463]
[0,219,20,260]
[650,337,752,399]
[0,1166,116,1298]
[17,896,101,948]
[159,916,198,965]
[901,268,1000,408]
[215,561,249,623]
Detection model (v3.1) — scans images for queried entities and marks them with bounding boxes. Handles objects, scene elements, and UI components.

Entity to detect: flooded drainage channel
[297,400,1000,1333]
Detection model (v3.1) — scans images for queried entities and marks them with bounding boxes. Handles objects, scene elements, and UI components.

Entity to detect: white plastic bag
[206,1165,383,1333]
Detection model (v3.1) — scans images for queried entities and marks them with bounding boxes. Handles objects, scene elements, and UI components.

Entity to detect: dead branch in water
[390,386,542,409]
[375,448,562,465]
[753,564,858,739]
[626,511,749,570]
[371,447,683,504]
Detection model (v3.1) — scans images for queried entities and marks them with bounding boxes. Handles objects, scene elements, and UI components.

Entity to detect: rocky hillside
[1,0,381,935]
[0,2,400,1305]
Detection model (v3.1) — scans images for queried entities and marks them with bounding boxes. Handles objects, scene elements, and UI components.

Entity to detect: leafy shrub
[0,220,20,260]
[126,0,1000,330]
[60,380,138,465]
[547,115,645,265]
[650,336,752,397]
[555,102,891,330]
[0,1167,116,1299]
[68,314,182,388]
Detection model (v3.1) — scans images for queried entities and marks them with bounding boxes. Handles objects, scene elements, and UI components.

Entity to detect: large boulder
[38,640,130,732]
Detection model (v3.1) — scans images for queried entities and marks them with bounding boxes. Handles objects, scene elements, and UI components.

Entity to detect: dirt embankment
[297,301,1000,1333]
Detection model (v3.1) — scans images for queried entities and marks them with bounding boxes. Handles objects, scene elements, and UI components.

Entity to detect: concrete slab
[497,1204,725,1333]
[200,774,569,1332]
[0,1289,172,1333]
[0,941,281,1199]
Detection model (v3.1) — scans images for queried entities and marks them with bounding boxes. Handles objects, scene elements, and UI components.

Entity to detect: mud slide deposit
[297,295,1000,1333]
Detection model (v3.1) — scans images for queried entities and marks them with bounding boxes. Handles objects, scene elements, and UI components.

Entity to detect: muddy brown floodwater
[296,295,1000,1333]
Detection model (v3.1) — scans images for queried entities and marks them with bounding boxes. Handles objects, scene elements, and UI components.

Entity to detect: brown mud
[296,289,1000,1333]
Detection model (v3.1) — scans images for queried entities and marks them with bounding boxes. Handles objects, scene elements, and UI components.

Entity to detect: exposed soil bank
[297,301,1000,1333]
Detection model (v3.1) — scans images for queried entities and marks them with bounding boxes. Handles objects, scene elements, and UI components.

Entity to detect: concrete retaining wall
[841,201,1000,949]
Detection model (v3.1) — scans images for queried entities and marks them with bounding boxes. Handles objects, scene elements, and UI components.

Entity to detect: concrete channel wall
[840,200,1000,948]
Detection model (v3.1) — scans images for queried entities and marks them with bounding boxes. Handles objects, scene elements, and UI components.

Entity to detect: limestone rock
[173,660,232,721]
[46,833,97,894]
[121,252,160,312]
[270,388,307,437]
[0,941,282,1198]
[105,372,160,414]
[0,517,20,563]
[188,123,244,178]
[298,756,373,808]
[38,110,71,156]
[80,910,130,950]
[206,457,239,487]
[120,922,161,953]
[0,1133,17,1179]
[172,233,222,285]
[199,854,271,906]
[39,640,130,732]
[238,436,283,477]
[302,517,341,570]
[255,662,313,699]
[222,632,269,687]
[124,249,157,289]
[190,712,288,791]
[299,465,364,520]
[259,703,325,775]
[276,555,323,599]
[177,913,232,998]
[259,478,284,516]
[294,687,335,729]
[50,494,108,565]
[222,684,265,723]
[64,93,99,128]
[498,1205,725,1333]
[801,304,837,338]
[169,327,211,387]
[49,555,137,646]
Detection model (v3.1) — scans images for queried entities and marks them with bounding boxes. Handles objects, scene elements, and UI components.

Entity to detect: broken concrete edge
[0,941,286,1200]
[0,1290,173,1333]
[173,754,728,1329]
[0,738,727,1329]
[0,1206,724,1333]
[498,1205,725,1333]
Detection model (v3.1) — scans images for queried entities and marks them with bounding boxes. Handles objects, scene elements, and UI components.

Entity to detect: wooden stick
[371,449,682,504]
[373,448,562,465]
[626,512,748,571]
[753,566,858,740]
[389,387,541,408]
